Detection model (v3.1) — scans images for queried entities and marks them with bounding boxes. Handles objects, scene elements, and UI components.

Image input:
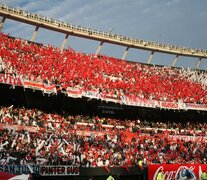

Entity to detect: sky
[1,0,207,69]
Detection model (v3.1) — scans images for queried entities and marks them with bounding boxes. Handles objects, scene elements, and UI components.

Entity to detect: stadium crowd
[0,32,207,168]
[0,105,207,167]
[0,33,207,105]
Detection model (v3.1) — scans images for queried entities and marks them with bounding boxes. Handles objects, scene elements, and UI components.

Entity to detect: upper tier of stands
[0,33,207,105]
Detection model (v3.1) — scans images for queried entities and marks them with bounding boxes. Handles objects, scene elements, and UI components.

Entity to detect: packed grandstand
[0,4,207,180]
[0,105,207,167]
[0,33,207,105]
[0,31,207,178]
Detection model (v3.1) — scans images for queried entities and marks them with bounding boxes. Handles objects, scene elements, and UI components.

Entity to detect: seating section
[0,106,206,166]
[0,33,207,104]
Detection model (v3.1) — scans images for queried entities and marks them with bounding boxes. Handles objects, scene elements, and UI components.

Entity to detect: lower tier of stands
[0,106,206,167]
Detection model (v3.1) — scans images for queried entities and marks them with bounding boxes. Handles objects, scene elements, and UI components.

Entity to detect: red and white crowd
[0,33,207,105]
[0,32,207,167]
[0,105,206,167]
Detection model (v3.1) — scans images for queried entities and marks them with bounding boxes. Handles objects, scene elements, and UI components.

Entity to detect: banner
[159,101,187,110]
[0,123,41,133]
[69,129,106,137]
[67,87,82,98]
[168,135,207,142]
[186,103,207,111]
[148,164,207,180]
[0,165,39,174]
[123,95,207,111]
[23,80,44,90]
[42,84,57,94]
[159,101,179,109]
[0,74,22,86]
[82,90,100,99]
[23,81,56,94]
[101,93,121,103]
[0,165,79,176]
[40,166,79,176]
[123,96,157,108]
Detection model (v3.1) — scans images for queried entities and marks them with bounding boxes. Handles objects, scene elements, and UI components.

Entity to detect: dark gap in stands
[0,83,206,126]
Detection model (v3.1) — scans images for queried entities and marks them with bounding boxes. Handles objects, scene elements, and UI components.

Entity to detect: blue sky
[1,0,207,69]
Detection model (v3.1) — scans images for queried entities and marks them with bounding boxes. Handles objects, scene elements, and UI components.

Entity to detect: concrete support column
[147,51,154,64]
[171,55,179,67]
[195,58,202,70]
[31,26,39,42]
[95,41,104,55]
[60,34,69,50]
[122,47,130,60]
[0,17,6,32]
